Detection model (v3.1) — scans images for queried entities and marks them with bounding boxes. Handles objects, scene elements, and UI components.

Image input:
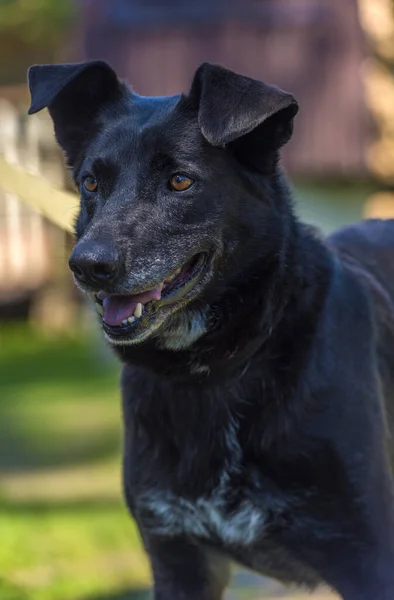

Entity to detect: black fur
[28,61,394,599]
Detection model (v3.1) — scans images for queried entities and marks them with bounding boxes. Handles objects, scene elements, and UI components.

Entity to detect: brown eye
[170,174,194,192]
[83,176,98,193]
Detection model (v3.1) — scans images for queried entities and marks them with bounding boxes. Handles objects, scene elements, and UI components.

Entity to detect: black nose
[69,241,121,287]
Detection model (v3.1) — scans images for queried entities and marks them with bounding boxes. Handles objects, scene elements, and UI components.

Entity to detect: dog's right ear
[28,61,126,166]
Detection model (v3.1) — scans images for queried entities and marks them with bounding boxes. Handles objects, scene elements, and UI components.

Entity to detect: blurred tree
[0,0,74,84]
[0,0,73,48]
[359,0,394,185]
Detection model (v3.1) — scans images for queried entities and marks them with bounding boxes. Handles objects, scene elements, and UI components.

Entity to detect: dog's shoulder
[329,218,394,254]
[327,219,394,309]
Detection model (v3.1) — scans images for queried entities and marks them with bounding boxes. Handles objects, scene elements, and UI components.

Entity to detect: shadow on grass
[0,326,117,393]
[0,497,123,512]
[0,325,121,473]
[0,578,30,600]
[0,410,121,471]
[0,580,151,600]
[86,591,151,600]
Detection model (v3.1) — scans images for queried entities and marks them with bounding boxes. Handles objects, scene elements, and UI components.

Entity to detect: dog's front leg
[146,536,230,600]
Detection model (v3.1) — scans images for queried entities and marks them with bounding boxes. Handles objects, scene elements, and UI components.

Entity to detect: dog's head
[28,61,298,349]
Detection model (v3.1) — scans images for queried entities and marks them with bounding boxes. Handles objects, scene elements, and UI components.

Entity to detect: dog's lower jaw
[96,254,214,347]
[102,304,209,349]
[156,307,209,351]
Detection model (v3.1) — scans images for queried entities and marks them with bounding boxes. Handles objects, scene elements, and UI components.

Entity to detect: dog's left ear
[189,63,298,153]
[28,61,126,166]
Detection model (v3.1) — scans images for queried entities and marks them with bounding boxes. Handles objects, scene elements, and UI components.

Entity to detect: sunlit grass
[0,501,150,600]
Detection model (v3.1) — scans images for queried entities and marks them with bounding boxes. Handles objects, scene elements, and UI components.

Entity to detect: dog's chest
[137,470,285,546]
[131,411,288,547]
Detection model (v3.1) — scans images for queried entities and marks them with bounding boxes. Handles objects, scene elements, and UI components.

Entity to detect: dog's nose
[69,241,120,287]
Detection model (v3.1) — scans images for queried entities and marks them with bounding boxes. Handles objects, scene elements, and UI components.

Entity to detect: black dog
[28,61,394,599]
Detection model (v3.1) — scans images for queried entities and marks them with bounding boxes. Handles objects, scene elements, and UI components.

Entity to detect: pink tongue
[101,284,163,327]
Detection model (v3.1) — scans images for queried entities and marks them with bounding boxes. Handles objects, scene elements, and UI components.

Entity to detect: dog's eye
[82,176,98,193]
[170,174,194,192]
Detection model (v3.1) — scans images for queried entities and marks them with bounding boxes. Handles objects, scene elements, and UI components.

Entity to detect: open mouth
[93,252,208,344]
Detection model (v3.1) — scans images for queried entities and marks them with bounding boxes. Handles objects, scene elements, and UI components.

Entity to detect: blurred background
[1,0,394,598]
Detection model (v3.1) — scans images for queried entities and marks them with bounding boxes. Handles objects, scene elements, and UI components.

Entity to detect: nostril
[91,262,118,281]
[69,262,86,280]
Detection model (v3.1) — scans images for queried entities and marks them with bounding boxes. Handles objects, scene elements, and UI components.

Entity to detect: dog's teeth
[128,316,135,324]
[95,302,104,316]
[121,319,128,326]
[134,303,143,318]
[165,268,181,284]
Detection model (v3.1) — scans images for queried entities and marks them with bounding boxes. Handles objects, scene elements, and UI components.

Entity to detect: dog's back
[329,219,394,300]
[329,219,394,459]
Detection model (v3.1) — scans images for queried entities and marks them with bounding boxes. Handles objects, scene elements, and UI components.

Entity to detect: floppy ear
[189,63,298,158]
[28,61,126,166]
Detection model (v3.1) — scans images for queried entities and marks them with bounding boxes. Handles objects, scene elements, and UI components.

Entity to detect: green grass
[0,325,120,471]
[0,501,150,600]
[0,324,150,600]
[0,324,331,600]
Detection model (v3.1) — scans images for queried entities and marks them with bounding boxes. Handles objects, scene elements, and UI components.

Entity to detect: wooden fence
[0,91,76,307]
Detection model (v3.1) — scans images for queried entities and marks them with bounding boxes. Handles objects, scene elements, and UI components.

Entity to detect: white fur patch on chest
[136,425,275,546]
[139,478,266,546]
